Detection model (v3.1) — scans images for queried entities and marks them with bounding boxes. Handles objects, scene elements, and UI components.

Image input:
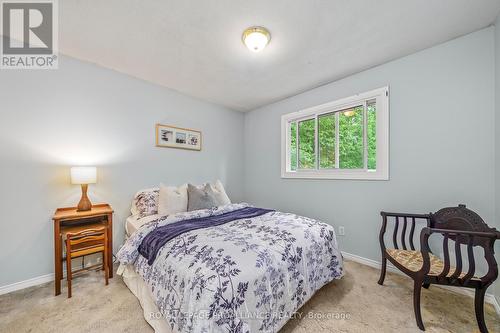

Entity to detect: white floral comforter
[117,203,343,333]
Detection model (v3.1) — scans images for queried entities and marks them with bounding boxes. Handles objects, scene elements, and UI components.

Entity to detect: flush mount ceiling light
[242,26,271,52]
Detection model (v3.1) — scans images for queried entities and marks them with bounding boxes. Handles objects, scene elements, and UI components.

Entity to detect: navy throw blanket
[139,207,273,265]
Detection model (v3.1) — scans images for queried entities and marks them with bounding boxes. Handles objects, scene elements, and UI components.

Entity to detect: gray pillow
[187,183,219,211]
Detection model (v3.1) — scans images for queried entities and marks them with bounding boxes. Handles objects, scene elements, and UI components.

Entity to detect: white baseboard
[489,294,500,315]
[0,273,54,296]
[0,255,104,296]
[341,251,500,316]
[1,250,499,316]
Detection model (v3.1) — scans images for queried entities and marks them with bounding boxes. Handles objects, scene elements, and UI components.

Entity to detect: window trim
[281,86,389,180]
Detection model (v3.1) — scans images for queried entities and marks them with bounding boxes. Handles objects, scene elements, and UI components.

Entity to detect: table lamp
[71,167,97,211]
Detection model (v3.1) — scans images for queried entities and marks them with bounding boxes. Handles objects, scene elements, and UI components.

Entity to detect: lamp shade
[71,167,97,185]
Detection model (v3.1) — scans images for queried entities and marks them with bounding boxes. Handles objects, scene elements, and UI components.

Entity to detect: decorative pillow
[158,183,188,215]
[211,180,231,206]
[132,188,159,217]
[187,183,218,211]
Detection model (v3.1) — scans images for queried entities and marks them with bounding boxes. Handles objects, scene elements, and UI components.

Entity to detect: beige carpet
[0,261,498,333]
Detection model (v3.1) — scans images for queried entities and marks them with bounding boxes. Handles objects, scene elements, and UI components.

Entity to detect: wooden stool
[65,227,109,298]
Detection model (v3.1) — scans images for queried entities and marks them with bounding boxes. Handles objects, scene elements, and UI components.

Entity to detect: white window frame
[281,86,389,180]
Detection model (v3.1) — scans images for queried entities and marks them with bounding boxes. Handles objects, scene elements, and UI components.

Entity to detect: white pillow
[211,180,231,206]
[158,183,188,215]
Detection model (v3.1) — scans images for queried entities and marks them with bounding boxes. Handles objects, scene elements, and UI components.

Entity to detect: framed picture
[156,124,202,151]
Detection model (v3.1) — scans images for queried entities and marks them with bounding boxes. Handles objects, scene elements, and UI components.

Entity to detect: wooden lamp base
[77,184,92,212]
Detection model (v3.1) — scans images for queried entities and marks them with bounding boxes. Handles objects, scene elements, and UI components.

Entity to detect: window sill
[281,170,389,180]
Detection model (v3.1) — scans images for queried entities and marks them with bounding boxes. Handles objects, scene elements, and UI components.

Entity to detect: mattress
[125,214,160,237]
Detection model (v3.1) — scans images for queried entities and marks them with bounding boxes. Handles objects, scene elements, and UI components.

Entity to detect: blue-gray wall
[1,24,500,306]
[244,27,496,284]
[0,56,244,287]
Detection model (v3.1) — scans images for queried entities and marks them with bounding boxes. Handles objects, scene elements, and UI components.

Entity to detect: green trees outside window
[339,106,364,169]
[367,102,377,170]
[298,118,315,169]
[290,122,297,171]
[289,101,376,171]
[319,113,336,168]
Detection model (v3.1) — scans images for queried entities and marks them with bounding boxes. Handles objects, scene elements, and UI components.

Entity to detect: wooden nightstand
[52,204,113,296]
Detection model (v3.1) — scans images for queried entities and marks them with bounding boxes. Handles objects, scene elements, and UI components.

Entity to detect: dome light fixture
[242,26,271,52]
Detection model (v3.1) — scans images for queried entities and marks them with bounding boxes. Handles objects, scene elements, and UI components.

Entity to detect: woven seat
[386,248,478,279]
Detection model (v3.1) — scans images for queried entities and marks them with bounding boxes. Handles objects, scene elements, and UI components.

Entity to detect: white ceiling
[60,0,500,111]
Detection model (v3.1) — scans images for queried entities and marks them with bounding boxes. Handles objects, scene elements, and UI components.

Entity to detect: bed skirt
[117,264,172,333]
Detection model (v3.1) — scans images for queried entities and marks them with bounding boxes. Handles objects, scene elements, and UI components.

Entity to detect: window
[281,87,389,180]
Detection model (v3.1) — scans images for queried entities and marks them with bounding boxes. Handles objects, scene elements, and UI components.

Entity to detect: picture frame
[155,124,202,151]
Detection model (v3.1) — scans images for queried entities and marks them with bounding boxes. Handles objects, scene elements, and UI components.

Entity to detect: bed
[117,202,344,333]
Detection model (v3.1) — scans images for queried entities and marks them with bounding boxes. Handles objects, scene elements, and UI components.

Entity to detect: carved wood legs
[474,287,488,333]
[378,255,387,285]
[413,280,425,331]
